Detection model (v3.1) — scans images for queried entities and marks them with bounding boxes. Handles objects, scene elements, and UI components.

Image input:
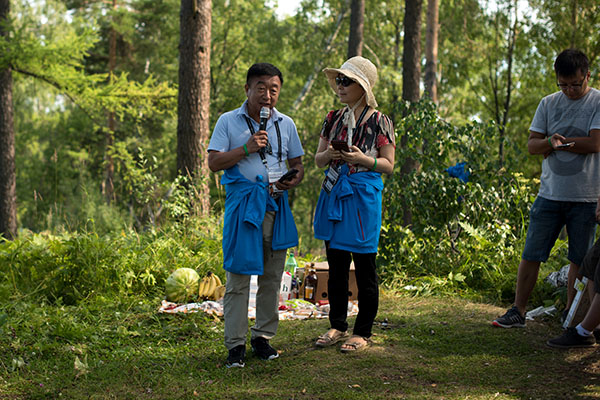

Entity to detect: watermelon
[165,268,200,303]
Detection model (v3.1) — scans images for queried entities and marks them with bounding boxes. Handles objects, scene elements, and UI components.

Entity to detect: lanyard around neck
[243,114,283,162]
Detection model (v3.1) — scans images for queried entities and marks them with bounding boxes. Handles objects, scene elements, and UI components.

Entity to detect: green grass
[1,292,599,399]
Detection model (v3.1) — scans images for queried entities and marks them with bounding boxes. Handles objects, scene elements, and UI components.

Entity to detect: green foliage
[5,0,595,310]
[380,101,543,303]
[1,1,177,124]
[0,214,224,306]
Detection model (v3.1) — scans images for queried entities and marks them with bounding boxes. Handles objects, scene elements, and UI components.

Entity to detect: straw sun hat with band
[323,56,378,140]
[323,56,378,109]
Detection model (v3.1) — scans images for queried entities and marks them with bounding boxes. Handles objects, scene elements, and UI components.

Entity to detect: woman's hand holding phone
[331,140,351,152]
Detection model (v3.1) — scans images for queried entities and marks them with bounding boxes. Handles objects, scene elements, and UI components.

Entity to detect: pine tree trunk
[0,0,17,239]
[400,0,423,227]
[347,0,364,58]
[402,0,422,103]
[424,0,439,103]
[177,0,212,216]
[104,0,117,204]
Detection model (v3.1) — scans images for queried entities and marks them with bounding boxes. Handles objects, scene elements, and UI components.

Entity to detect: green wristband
[548,136,553,149]
[243,144,249,156]
[371,157,377,171]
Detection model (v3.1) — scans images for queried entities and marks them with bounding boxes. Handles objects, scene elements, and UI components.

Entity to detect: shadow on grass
[3,294,600,399]
[368,296,600,399]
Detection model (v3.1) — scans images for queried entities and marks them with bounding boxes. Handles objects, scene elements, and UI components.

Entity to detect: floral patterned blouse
[320,108,396,174]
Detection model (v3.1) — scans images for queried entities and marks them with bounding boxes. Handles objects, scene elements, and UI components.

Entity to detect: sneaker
[547,327,596,349]
[226,345,246,368]
[594,329,600,342]
[492,306,526,328]
[251,337,279,360]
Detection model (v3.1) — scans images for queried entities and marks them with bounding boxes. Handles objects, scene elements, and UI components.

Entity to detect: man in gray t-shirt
[493,49,600,329]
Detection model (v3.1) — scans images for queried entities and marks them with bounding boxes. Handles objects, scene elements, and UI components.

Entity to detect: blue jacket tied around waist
[313,164,384,253]
[221,166,298,275]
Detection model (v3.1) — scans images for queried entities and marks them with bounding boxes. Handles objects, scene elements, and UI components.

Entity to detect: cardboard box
[301,261,358,301]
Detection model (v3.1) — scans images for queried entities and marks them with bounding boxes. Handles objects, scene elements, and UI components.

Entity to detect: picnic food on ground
[165,268,200,303]
[198,271,225,300]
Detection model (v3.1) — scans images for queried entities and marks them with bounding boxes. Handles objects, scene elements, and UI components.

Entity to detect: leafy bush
[0,214,224,305]
[379,100,551,303]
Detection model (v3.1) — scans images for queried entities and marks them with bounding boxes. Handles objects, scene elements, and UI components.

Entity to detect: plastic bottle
[303,268,318,303]
[285,252,298,276]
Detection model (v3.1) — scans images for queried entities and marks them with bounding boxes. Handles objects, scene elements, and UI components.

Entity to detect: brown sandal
[340,335,369,353]
[315,329,349,348]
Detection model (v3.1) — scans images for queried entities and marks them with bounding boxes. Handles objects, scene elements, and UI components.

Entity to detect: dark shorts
[580,238,600,294]
[522,196,596,266]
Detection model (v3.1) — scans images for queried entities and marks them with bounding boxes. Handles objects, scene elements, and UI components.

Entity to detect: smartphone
[556,142,574,148]
[278,168,299,183]
[331,140,350,152]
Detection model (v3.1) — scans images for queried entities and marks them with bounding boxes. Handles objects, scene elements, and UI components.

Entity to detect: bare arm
[314,137,336,168]
[527,130,555,155]
[562,129,600,154]
[528,129,600,157]
[315,135,395,174]
[341,143,395,175]
[208,130,269,172]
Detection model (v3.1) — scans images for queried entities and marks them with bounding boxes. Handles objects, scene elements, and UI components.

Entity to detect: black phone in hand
[331,140,350,152]
[278,168,299,183]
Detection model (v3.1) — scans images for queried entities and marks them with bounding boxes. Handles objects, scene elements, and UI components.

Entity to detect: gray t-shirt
[530,88,600,202]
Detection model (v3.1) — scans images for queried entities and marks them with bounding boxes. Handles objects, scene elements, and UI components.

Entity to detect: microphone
[259,107,269,131]
[258,107,272,156]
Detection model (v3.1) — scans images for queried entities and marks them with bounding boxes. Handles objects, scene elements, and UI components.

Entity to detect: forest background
[3,0,600,397]
[1,0,600,311]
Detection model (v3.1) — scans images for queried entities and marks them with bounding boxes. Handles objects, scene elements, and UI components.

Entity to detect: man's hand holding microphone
[245,107,272,157]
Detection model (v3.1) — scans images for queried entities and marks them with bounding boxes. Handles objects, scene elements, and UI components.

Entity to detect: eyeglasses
[557,77,587,89]
[335,76,356,87]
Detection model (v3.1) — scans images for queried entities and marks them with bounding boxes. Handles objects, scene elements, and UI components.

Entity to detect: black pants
[326,245,379,338]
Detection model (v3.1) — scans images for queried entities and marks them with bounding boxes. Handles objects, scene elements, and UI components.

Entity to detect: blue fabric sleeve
[271,192,299,251]
[221,166,298,274]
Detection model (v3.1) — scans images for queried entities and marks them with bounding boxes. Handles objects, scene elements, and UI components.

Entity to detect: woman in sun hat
[313,56,395,352]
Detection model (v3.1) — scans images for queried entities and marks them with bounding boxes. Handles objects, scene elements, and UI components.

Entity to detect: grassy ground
[1,291,599,400]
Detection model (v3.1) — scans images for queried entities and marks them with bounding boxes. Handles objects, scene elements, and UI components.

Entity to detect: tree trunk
[570,0,577,48]
[0,0,17,239]
[499,0,518,169]
[400,0,423,227]
[389,16,402,124]
[177,0,211,216]
[424,0,439,103]
[402,0,422,103]
[103,0,117,204]
[347,0,364,58]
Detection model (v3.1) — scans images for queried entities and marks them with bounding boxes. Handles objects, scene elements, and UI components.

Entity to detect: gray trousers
[223,211,286,350]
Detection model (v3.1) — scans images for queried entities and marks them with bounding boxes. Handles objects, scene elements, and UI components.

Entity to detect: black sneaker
[492,306,526,328]
[226,345,245,368]
[250,337,279,360]
[547,327,596,349]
